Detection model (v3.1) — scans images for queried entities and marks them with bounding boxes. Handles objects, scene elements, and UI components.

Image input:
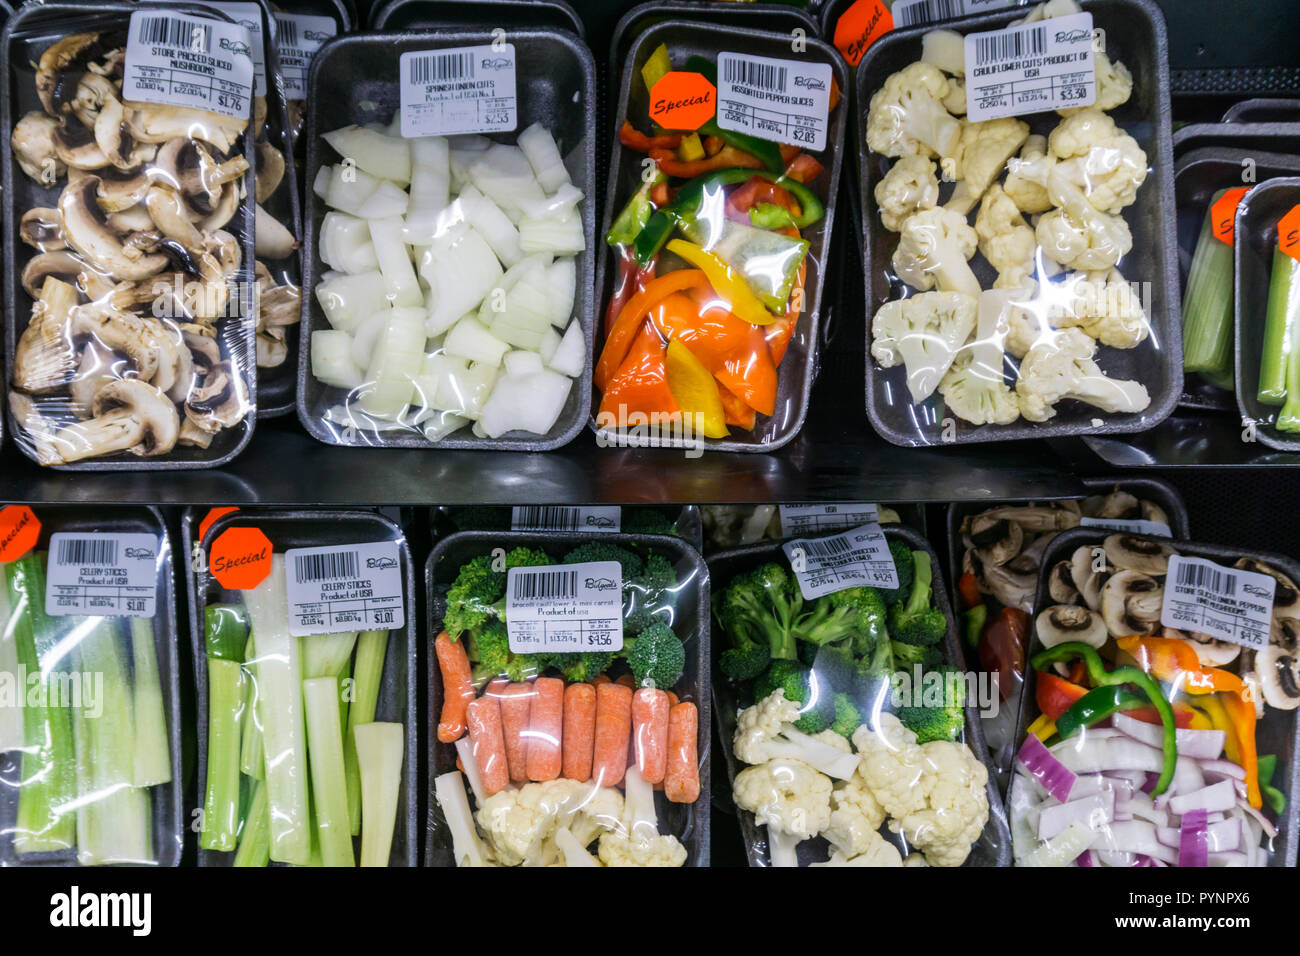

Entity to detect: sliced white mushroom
[1071,544,1110,611]
[19,378,179,464]
[1037,605,1108,649]
[1101,570,1164,638]
[1103,534,1174,575]
[254,204,299,259]
[11,112,65,182]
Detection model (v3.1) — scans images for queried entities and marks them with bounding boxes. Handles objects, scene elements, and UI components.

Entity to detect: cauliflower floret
[851,715,933,820]
[1060,50,1133,115]
[811,832,904,866]
[1015,326,1151,422]
[944,117,1030,215]
[822,771,888,858]
[920,28,965,76]
[597,830,687,867]
[1048,109,1148,213]
[733,758,833,840]
[892,739,990,868]
[1036,165,1133,271]
[1003,135,1054,215]
[476,779,623,866]
[892,207,980,297]
[938,290,1021,426]
[1049,269,1149,349]
[732,689,861,779]
[975,183,1036,288]
[866,62,961,160]
[1004,301,1052,359]
[811,728,853,753]
[1013,0,1082,23]
[874,155,940,232]
[904,852,931,866]
[943,77,967,116]
[871,290,978,404]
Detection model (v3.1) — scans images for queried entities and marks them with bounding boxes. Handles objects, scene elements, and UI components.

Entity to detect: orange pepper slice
[596,270,709,392]
[596,321,681,429]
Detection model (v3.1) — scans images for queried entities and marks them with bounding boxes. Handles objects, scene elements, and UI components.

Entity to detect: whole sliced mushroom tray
[1009,528,1300,867]
[2,9,259,468]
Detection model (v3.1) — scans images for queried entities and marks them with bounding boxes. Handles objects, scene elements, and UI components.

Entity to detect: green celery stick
[1259,246,1300,405]
[201,658,244,852]
[344,630,389,835]
[233,780,271,867]
[0,575,23,753]
[355,722,404,868]
[303,677,354,866]
[205,604,249,661]
[301,631,358,680]
[130,618,171,787]
[239,632,264,780]
[1183,190,1236,384]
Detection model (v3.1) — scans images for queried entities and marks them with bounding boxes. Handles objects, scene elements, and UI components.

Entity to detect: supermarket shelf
[1083,411,1300,467]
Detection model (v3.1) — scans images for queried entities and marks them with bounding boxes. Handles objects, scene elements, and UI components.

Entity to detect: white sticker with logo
[191,1,268,96]
[46,533,158,618]
[779,503,880,538]
[892,0,1023,27]
[284,541,405,637]
[1161,555,1275,649]
[964,12,1096,121]
[273,12,337,98]
[1079,516,1174,538]
[783,524,898,599]
[505,561,624,653]
[399,44,517,137]
[123,9,257,121]
[510,506,622,533]
[716,52,832,151]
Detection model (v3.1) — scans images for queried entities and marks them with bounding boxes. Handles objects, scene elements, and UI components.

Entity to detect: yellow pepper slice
[664,339,729,439]
[676,132,705,163]
[666,238,775,326]
[1026,713,1056,742]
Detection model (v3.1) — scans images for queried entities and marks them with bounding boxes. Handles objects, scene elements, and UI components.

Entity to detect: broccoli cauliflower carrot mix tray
[428,532,709,867]
[860,0,1178,445]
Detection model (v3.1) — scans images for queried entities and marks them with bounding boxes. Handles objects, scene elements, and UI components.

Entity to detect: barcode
[1177,561,1236,596]
[408,51,474,85]
[802,537,853,557]
[294,550,359,582]
[274,16,297,46]
[56,538,118,566]
[973,25,1046,64]
[137,15,211,53]
[722,57,788,92]
[894,0,966,27]
[514,507,582,532]
[512,569,577,600]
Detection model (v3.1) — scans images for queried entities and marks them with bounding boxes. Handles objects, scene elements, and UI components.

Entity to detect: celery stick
[344,630,388,834]
[1260,246,1300,405]
[1278,270,1300,432]
[243,557,311,865]
[303,677,355,866]
[301,631,358,679]
[354,722,404,867]
[233,779,271,867]
[240,633,264,780]
[337,657,352,737]
[201,658,244,852]
[130,618,171,787]
[8,555,76,854]
[0,576,22,753]
[1183,191,1236,383]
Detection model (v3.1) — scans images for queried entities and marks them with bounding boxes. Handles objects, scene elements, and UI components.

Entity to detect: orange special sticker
[1210,187,1249,246]
[833,0,894,67]
[649,71,716,131]
[199,507,240,542]
[0,506,40,562]
[1280,204,1300,264]
[210,526,273,590]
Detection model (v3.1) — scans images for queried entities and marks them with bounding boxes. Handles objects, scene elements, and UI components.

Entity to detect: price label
[832,0,894,67]
[779,503,880,537]
[505,562,623,653]
[400,44,517,137]
[192,1,267,96]
[964,12,1096,121]
[893,0,1023,27]
[1279,204,1300,264]
[285,541,405,637]
[123,9,256,121]
[716,52,831,152]
[511,506,621,533]
[1210,187,1249,246]
[649,72,716,131]
[46,533,159,618]
[783,524,898,599]
[273,12,337,98]
[1161,556,1275,649]
[1079,516,1173,538]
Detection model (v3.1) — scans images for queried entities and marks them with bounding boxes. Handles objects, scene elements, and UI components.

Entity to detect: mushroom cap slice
[23,378,179,464]
[1103,533,1174,575]
[51,119,112,170]
[12,276,79,394]
[59,176,169,281]
[93,93,157,171]
[968,514,1023,567]
[185,361,248,434]
[1047,559,1079,604]
[36,33,101,118]
[1101,569,1164,638]
[21,250,85,299]
[1037,605,1108,649]
[1141,500,1170,527]
[1070,544,1110,611]
[1174,628,1240,667]
[11,112,66,183]
[1254,636,1300,711]
[980,559,1036,613]
[20,207,67,252]
[125,101,247,153]
[95,167,153,212]
[1083,489,1141,520]
[145,183,207,252]
[1234,558,1300,621]
[974,505,1081,533]
[256,326,288,368]
[255,142,285,202]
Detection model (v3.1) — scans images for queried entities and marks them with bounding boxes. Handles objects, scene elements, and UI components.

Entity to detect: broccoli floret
[831,693,863,739]
[753,660,832,734]
[502,652,542,684]
[465,619,510,677]
[895,666,966,743]
[716,563,803,667]
[549,651,615,683]
[624,621,686,689]
[811,644,858,695]
[563,542,643,577]
[506,546,555,570]
[887,551,946,646]
[621,508,678,536]
[877,541,916,606]
[624,551,678,633]
[827,587,889,657]
[443,554,506,638]
[719,630,773,682]
[891,640,942,670]
[447,506,511,531]
[638,553,676,590]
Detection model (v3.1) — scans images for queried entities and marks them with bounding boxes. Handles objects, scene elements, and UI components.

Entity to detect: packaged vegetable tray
[1008,527,1300,867]
[709,524,1011,866]
[701,501,927,554]
[435,504,704,553]
[426,529,711,866]
[594,20,847,452]
[0,504,182,866]
[368,0,584,36]
[185,507,418,866]
[2,1,260,468]
[858,0,1180,445]
[297,28,597,450]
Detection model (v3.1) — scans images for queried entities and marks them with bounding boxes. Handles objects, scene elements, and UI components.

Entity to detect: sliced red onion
[1179,809,1209,867]
[1093,820,1180,865]
[1018,734,1076,803]
[1037,790,1115,841]
[1103,769,1147,791]
[1170,780,1237,816]
[1051,735,1166,776]
[1207,850,1249,867]
[1159,818,1240,853]
[1113,713,1227,761]
[1077,850,1094,867]
[1198,759,1247,781]
[1141,772,1159,794]
[1236,799,1279,839]
[1134,854,1160,867]
[1095,850,1135,867]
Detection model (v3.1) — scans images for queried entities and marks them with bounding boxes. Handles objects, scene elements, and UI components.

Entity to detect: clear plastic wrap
[186,507,417,866]
[0,504,181,867]
[1009,528,1300,867]
[434,504,703,551]
[700,501,919,553]
[595,21,846,452]
[710,524,1010,866]
[3,1,260,467]
[426,529,710,866]
[298,30,596,449]
[860,0,1179,445]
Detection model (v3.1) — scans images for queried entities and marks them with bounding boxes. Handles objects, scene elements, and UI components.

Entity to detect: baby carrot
[499,682,533,782]
[593,674,612,685]
[664,702,700,804]
[466,696,509,796]
[435,632,475,743]
[562,683,597,781]
[526,677,565,781]
[632,687,671,784]
[614,673,635,689]
[666,690,679,708]
[592,681,633,788]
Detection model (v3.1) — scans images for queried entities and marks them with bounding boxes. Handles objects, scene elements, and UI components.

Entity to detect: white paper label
[779,503,880,538]
[45,533,158,618]
[399,44,517,137]
[192,1,267,96]
[893,0,1023,27]
[1079,516,1174,538]
[1161,556,1275,649]
[123,9,257,121]
[716,52,831,152]
[964,12,1096,121]
[284,541,405,637]
[783,524,898,599]
[273,12,336,99]
[511,506,621,533]
[506,562,623,653]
